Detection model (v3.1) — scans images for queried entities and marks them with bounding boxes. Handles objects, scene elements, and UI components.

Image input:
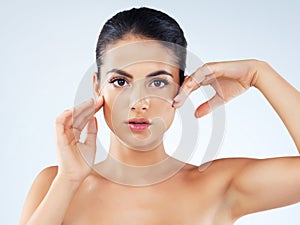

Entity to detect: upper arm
[19,166,58,225]
[228,157,300,219]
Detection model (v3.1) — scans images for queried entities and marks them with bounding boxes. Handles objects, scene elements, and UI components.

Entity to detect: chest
[62,175,231,225]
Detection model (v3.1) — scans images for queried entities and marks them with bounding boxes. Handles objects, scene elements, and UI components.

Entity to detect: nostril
[131,105,147,111]
[130,98,150,111]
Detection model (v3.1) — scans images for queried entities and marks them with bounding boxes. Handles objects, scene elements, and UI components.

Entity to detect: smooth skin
[19,50,300,224]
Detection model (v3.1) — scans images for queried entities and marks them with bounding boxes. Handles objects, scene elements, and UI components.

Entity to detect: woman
[19,7,300,225]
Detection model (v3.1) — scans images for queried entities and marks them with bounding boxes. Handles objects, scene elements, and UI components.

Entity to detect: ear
[93,73,101,99]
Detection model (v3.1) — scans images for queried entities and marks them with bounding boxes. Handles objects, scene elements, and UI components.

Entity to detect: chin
[115,132,165,151]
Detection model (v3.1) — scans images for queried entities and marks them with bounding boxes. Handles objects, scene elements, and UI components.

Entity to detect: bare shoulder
[184,157,255,174]
[29,166,59,201]
[170,158,258,221]
[35,166,58,187]
[39,165,58,177]
[25,165,58,201]
[19,166,58,224]
[202,157,255,171]
[182,158,256,187]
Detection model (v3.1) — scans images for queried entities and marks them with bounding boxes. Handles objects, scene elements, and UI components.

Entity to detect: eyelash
[108,77,170,88]
[148,78,170,88]
[108,77,130,88]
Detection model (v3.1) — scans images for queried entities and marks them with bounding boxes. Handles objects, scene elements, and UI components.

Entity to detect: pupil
[118,79,125,86]
[154,80,161,87]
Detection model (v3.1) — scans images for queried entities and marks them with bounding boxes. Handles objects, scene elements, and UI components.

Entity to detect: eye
[109,78,129,87]
[149,79,169,88]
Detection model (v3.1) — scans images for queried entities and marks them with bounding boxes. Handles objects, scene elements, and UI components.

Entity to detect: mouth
[126,118,151,131]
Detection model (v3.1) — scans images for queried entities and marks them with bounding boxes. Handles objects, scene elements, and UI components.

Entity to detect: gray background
[1,0,300,224]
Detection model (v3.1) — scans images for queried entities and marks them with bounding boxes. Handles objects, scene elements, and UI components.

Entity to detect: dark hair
[95,7,187,85]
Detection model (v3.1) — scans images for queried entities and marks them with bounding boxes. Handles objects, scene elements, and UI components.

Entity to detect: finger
[55,97,101,147]
[74,117,97,168]
[72,98,94,123]
[84,96,103,145]
[173,64,214,108]
[72,96,104,140]
[94,95,104,113]
[72,98,97,131]
[172,76,194,108]
[187,63,215,88]
[85,117,98,146]
[56,99,94,133]
[194,93,225,118]
[73,95,104,128]
[55,109,73,146]
[200,74,217,86]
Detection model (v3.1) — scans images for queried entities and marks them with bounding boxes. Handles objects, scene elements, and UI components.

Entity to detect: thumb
[195,94,224,118]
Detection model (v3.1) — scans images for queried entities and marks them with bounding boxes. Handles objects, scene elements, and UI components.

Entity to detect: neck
[93,132,185,186]
[108,132,169,166]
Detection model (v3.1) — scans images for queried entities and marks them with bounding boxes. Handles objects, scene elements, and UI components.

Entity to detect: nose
[130,83,151,112]
[131,98,150,112]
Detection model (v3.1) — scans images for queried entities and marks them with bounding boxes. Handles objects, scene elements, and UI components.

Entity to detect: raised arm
[19,97,103,225]
[228,61,300,219]
[173,59,300,220]
[254,61,300,151]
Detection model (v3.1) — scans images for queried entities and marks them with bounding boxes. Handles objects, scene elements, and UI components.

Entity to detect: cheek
[164,108,176,129]
[102,86,176,131]
[151,99,175,129]
[102,88,129,125]
[102,88,117,129]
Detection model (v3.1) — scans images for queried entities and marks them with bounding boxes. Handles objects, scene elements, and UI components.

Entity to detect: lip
[125,118,151,131]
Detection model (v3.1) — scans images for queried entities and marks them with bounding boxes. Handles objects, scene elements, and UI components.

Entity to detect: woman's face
[95,37,180,150]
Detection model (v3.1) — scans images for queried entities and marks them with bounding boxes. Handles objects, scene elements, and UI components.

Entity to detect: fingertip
[194,110,202,118]
[63,109,73,116]
[94,95,104,111]
[195,102,210,118]
[98,95,104,104]
[98,95,104,102]
[172,97,185,108]
[89,98,95,104]
[195,110,207,119]
[173,94,181,103]
[174,89,189,102]
[172,101,182,108]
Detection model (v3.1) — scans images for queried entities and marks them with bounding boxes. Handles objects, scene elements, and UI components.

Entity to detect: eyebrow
[106,69,173,78]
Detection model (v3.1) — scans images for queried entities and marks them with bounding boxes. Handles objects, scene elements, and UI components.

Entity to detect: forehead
[100,39,180,76]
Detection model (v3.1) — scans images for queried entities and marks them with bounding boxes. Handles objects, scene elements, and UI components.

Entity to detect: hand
[55,96,103,183]
[173,59,262,118]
